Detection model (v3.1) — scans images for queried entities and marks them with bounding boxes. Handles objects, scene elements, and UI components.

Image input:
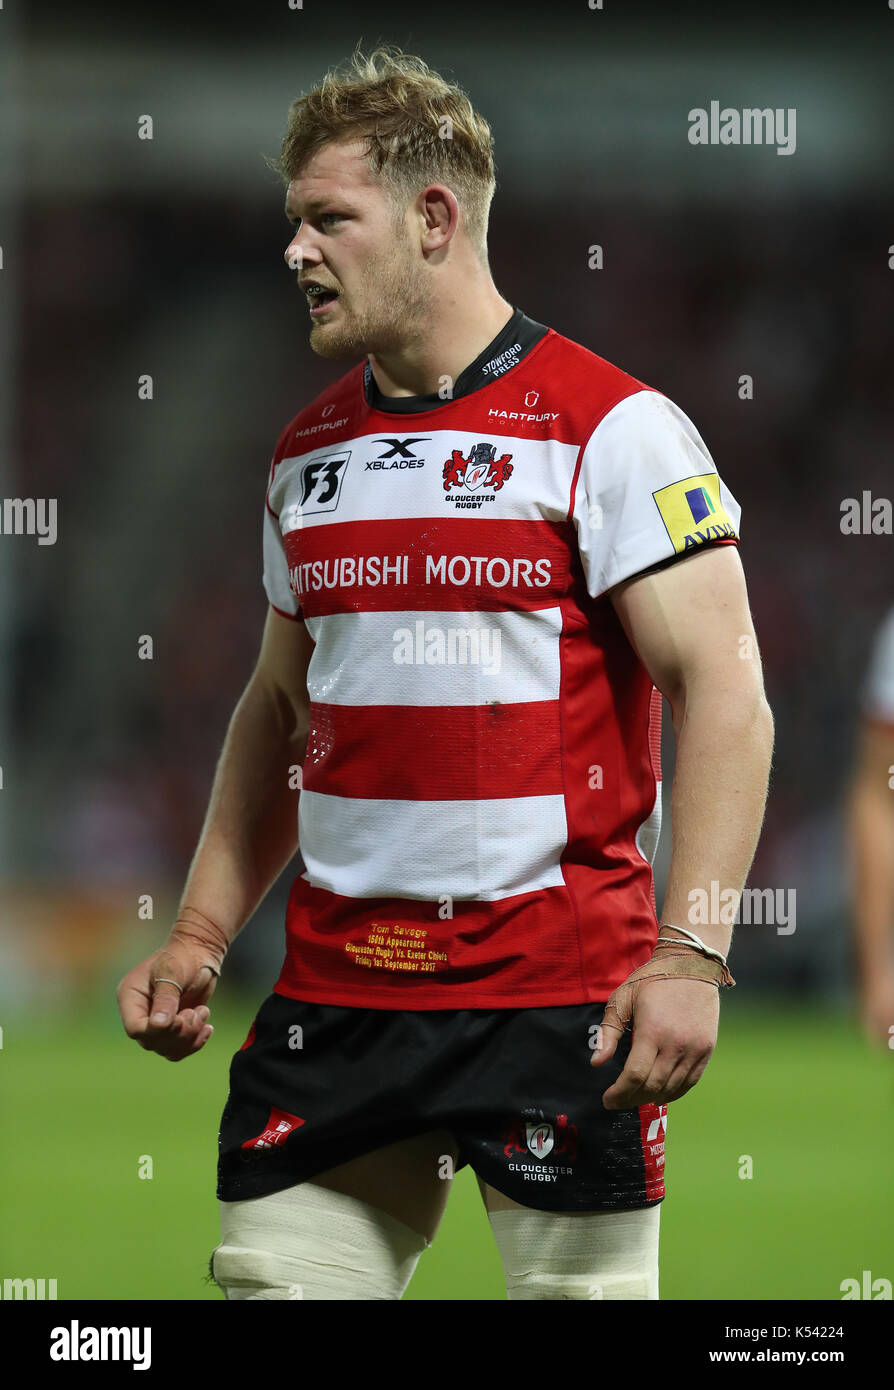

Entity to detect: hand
[117,938,221,1062]
[858,968,894,1049]
[591,976,720,1109]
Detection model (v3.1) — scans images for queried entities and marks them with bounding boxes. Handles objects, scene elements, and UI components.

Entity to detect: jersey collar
[362,306,549,414]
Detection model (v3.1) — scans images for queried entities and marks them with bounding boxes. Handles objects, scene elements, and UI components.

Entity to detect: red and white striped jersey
[262,308,741,1008]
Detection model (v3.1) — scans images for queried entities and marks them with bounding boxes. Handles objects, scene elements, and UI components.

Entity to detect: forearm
[659,684,775,958]
[847,774,894,980]
[174,679,307,947]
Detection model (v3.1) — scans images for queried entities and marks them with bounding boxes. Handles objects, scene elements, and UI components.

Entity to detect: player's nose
[284,230,318,273]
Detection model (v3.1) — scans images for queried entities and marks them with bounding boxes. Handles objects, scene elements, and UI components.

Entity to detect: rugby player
[117,47,775,1300]
[848,604,894,1046]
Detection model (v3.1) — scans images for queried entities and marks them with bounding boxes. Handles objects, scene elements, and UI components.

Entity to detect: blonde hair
[269,45,497,261]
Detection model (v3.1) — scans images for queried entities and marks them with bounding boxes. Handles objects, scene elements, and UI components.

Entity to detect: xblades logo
[365,437,430,472]
[374,437,429,458]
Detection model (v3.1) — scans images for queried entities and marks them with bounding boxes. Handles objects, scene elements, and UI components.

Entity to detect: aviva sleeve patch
[652,472,738,554]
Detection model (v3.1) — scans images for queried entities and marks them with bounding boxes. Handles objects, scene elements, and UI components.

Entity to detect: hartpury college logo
[443,442,513,494]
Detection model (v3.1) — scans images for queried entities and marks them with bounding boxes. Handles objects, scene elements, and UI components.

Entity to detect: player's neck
[367,285,514,399]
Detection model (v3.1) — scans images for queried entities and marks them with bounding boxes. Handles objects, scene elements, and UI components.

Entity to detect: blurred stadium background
[1,0,892,1300]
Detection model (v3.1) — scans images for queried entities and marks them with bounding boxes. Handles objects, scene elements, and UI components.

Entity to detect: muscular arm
[593,543,775,1106]
[177,605,313,939]
[117,606,313,1058]
[614,543,775,957]
[847,718,894,1042]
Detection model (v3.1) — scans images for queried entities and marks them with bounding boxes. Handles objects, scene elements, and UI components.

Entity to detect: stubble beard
[308,236,433,362]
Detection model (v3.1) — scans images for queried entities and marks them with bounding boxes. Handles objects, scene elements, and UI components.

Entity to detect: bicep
[609,544,765,706]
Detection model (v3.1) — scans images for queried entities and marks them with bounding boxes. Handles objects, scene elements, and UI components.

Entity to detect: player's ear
[417,184,458,252]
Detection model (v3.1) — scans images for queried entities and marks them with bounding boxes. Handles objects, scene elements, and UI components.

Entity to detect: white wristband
[657,924,730,969]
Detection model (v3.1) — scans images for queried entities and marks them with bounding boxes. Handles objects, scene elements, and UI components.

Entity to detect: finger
[633,1051,694,1107]
[600,990,632,1039]
[175,1006,213,1043]
[647,1050,717,1106]
[187,1024,214,1055]
[148,981,184,1028]
[140,1002,209,1055]
[590,986,632,1068]
[589,1022,622,1067]
[602,1038,657,1110]
[164,1022,214,1063]
[178,971,220,1012]
[142,1003,190,1051]
[166,1007,204,1041]
[655,1065,704,1104]
[118,978,156,1039]
[144,1014,207,1062]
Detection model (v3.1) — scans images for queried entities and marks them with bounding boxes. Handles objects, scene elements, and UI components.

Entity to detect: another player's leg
[213,1128,458,1300]
[477,1177,660,1300]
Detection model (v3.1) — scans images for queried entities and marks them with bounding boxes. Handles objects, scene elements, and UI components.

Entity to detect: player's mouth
[304,281,340,317]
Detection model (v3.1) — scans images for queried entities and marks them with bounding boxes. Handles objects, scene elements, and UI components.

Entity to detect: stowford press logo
[443,442,513,509]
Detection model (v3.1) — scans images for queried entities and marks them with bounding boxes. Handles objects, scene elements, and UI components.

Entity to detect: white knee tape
[488,1204,660,1300]
[212,1182,428,1300]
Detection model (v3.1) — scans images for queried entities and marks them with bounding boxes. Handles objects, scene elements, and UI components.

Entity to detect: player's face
[283,140,433,360]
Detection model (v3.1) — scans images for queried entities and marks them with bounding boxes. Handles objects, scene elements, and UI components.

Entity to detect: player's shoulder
[270,362,366,468]
[534,324,661,435]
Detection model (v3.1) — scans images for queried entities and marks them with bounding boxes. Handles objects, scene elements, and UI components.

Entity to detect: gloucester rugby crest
[443,441,513,494]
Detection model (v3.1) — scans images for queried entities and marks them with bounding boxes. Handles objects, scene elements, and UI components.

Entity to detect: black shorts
[217,992,667,1214]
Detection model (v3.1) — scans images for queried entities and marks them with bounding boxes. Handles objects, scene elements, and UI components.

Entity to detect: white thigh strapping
[212,1182,429,1301]
[488,1203,661,1300]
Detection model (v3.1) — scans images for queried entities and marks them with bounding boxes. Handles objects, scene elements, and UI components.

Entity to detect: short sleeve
[262,457,302,620]
[861,605,894,725]
[572,389,742,600]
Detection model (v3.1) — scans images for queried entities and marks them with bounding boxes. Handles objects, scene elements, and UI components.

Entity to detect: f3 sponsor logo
[280,452,350,529]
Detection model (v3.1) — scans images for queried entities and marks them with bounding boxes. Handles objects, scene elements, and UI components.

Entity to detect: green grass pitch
[2,997,891,1300]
